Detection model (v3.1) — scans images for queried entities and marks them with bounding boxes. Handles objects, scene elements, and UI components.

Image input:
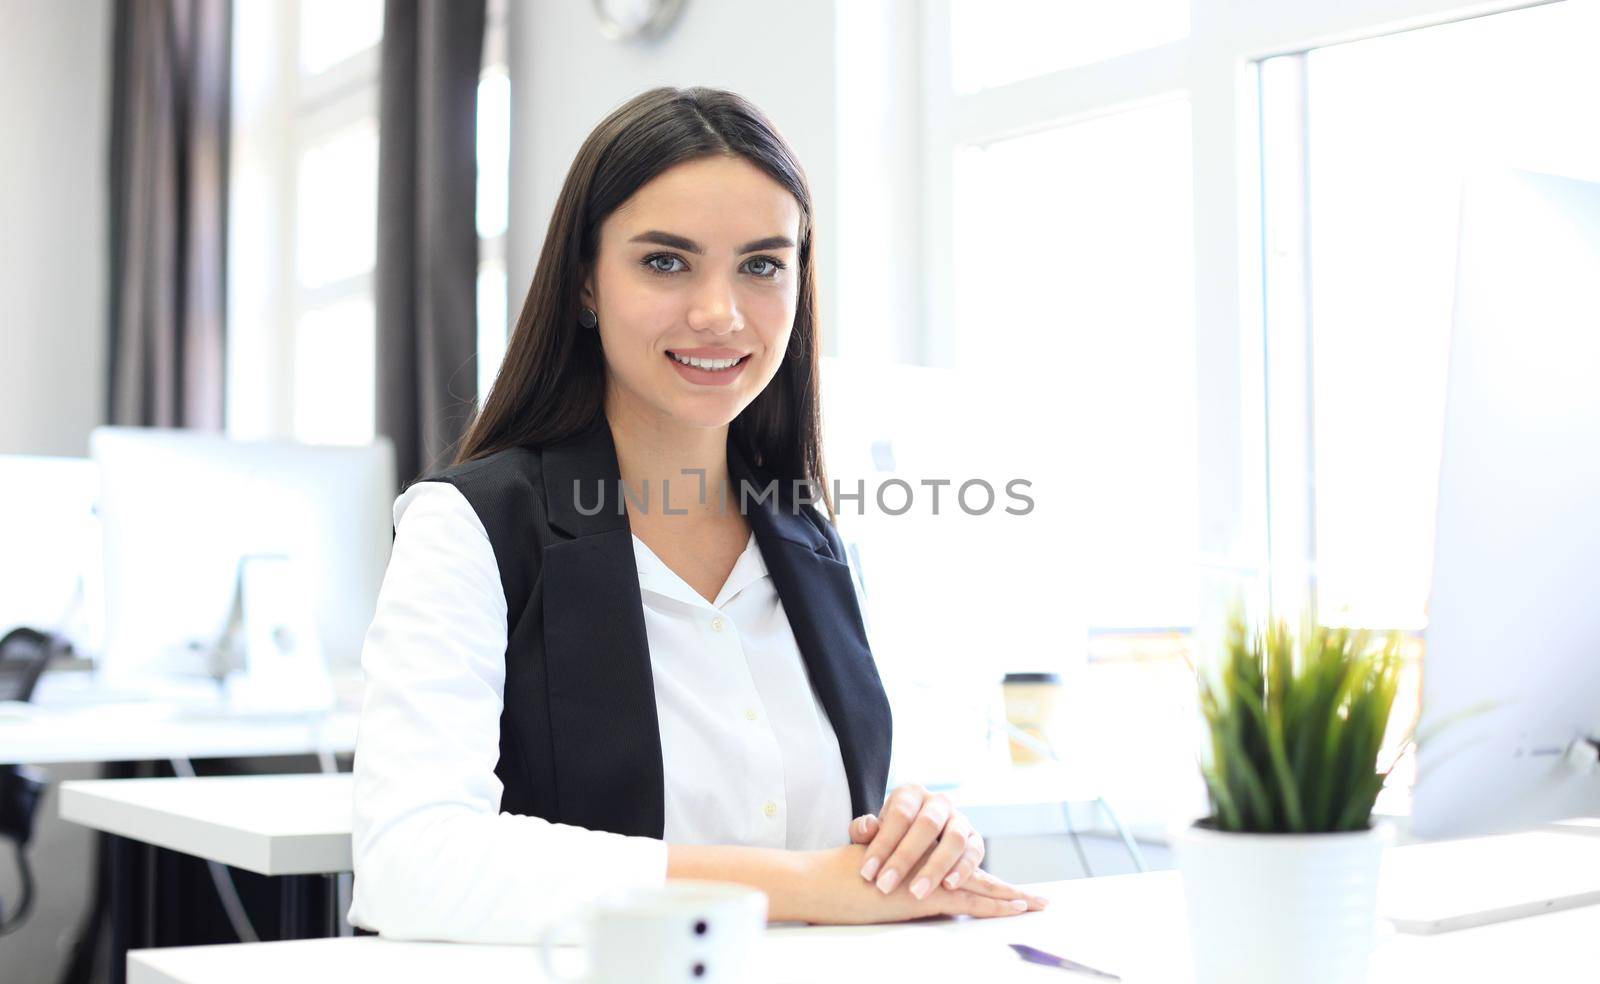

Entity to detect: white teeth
[670,353,742,370]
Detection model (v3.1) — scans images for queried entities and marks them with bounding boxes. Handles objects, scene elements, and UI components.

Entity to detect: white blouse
[348,480,859,943]
[635,526,854,849]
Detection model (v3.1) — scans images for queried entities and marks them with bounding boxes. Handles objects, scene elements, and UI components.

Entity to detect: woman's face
[583,154,802,433]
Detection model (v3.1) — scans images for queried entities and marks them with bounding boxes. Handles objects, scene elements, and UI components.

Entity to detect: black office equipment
[0,626,67,936]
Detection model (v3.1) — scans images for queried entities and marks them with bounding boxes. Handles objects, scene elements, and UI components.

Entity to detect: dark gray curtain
[376,0,486,488]
[107,0,231,430]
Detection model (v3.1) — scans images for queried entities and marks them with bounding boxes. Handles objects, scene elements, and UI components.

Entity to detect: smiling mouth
[665,352,750,372]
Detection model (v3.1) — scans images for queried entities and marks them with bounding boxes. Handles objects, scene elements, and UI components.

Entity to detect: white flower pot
[1170,820,1393,984]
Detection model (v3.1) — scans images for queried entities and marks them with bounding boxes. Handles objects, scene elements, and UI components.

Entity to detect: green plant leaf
[1196,602,1408,835]
[1226,669,1304,831]
[1215,692,1276,830]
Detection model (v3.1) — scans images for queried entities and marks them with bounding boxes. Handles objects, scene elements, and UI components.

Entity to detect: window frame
[226,0,379,442]
[477,0,512,406]
[227,0,511,444]
[1254,0,1571,628]
[915,0,1558,634]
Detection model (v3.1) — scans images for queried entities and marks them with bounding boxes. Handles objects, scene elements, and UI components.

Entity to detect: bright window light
[293,298,376,445]
[295,122,378,289]
[299,0,383,76]
[950,0,1188,93]
[476,261,508,406]
[477,67,511,241]
[951,97,1199,633]
[1291,0,1600,629]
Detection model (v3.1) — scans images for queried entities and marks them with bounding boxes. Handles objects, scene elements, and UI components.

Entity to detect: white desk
[58,773,357,984]
[58,774,354,876]
[69,775,1600,979]
[2,677,361,984]
[126,869,1600,984]
[1,666,363,766]
[0,700,359,766]
[60,777,355,984]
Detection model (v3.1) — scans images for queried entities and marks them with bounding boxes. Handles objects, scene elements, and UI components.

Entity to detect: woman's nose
[687,274,742,335]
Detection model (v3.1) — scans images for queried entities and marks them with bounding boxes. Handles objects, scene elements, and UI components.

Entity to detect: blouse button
[710,617,725,632]
[745,707,759,722]
[763,800,778,818]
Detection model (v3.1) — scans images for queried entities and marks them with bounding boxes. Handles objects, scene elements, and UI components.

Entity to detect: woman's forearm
[667,842,1041,926]
[665,843,815,922]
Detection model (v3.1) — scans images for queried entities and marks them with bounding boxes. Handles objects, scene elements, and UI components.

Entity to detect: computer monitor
[90,428,395,699]
[1411,169,1600,840]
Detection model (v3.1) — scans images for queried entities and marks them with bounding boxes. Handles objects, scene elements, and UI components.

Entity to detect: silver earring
[578,307,598,329]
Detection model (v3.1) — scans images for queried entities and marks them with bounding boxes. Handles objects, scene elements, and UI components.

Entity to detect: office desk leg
[107,835,132,984]
[141,842,158,947]
[278,876,302,940]
[325,874,341,938]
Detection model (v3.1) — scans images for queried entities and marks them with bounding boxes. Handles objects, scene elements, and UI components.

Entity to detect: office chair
[0,626,66,937]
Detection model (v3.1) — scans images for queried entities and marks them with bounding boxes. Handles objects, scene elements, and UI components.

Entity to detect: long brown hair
[454,86,830,516]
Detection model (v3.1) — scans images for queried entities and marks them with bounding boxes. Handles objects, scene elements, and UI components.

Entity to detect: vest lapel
[729,447,894,819]
[539,422,665,838]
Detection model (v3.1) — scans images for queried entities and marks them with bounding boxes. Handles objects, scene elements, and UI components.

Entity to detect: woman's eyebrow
[628,230,795,254]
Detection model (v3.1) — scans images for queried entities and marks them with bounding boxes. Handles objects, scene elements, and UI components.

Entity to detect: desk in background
[0,668,360,767]
[0,701,358,766]
[2,681,360,984]
[59,774,354,984]
[58,774,353,875]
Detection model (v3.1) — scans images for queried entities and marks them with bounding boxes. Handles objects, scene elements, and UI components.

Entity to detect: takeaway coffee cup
[537,881,768,983]
[1002,671,1064,764]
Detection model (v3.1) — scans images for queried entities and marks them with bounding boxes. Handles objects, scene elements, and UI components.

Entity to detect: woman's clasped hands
[803,783,1049,924]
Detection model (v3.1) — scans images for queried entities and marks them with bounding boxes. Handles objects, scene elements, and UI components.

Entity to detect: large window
[894,0,1588,831]
[228,0,512,446]
[1256,0,1600,800]
[861,0,1214,826]
[1260,0,1600,631]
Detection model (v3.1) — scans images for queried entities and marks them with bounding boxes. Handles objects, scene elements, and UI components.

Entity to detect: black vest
[421,421,893,840]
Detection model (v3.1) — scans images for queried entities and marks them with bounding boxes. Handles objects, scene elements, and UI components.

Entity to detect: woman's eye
[644,254,686,275]
[745,256,785,279]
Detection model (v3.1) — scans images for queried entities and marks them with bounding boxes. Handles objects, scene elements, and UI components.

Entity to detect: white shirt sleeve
[349,481,669,943]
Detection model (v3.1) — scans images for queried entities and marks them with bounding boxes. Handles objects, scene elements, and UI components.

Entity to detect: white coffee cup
[537,881,768,984]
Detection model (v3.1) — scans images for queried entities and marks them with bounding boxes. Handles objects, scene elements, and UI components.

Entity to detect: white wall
[507,0,861,356]
[0,7,107,972]
[0,0,109,457]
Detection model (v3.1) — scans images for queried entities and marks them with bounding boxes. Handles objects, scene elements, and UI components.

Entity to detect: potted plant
[1171,606,1405,984]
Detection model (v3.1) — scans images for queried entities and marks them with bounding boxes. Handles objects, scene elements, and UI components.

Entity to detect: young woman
[349,86,1046,942]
